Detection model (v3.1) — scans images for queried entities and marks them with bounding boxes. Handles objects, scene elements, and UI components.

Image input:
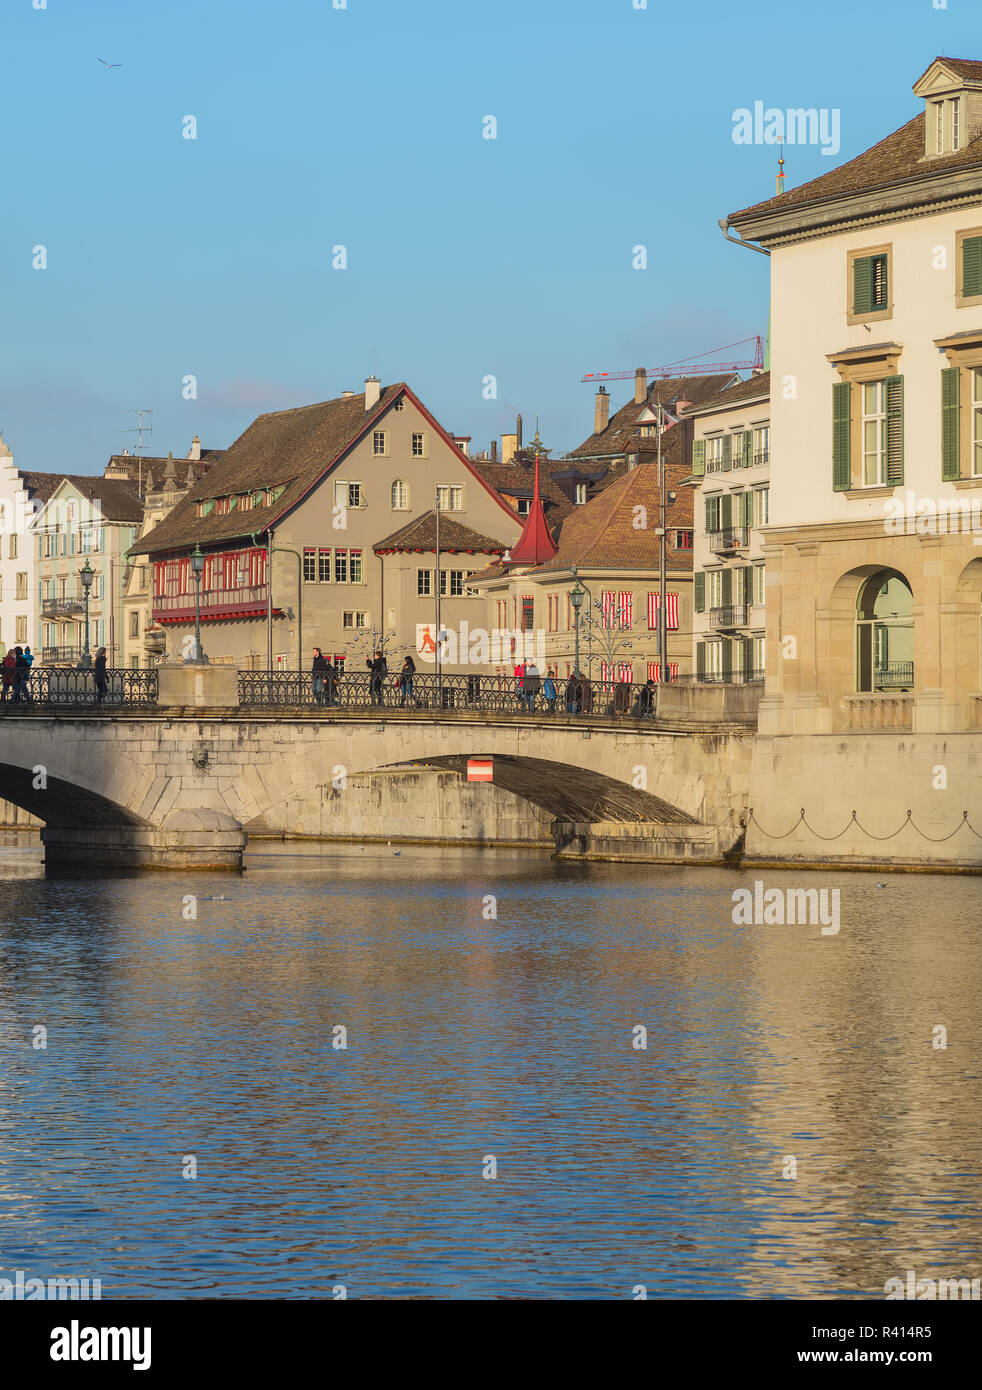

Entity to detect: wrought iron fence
[1,667,158,708]
[872,660,914,691]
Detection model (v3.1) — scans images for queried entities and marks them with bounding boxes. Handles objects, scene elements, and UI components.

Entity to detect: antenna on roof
[776,136,786,196]
[121,408,154,497]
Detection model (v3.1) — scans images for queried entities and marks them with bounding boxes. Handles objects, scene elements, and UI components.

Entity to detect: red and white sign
[467,758,494,783]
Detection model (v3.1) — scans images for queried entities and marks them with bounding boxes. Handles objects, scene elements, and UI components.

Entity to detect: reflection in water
[0,834,979,1299]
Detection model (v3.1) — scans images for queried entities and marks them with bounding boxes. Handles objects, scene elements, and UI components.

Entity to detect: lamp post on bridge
[569,576,584,679]
[78,560,94,669]
[186,543,209,664]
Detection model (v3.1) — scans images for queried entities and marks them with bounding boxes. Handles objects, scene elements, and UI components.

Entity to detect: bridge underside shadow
[399,755,698,824]
[0,762,144,828]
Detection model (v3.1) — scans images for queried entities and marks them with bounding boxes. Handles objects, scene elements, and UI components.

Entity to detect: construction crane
[581,335,765,382]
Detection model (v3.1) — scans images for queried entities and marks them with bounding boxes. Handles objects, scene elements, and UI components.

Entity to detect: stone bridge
[0,700,753,872]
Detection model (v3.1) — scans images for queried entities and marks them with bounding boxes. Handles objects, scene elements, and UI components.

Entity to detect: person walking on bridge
[399,654,416,707]
[312,647,328,706]
[93,647,108,703]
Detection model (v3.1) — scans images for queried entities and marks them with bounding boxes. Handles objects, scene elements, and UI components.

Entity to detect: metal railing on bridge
[237,669,762,719]
[0,668,158,708]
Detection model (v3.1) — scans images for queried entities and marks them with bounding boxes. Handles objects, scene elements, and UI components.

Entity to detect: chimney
[187,434,202,461]
[516,414,523,450]
[490,439,498,463]
[594,386,610,435]
[634,368,647,405]
[365,374,381,410]
[342,390,354,399]
[502,433,517,464]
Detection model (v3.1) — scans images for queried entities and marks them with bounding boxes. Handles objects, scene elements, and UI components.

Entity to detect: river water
[0,833,979,1300]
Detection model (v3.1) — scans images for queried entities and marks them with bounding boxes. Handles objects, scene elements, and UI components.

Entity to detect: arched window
[391,479,409,510]
[856,569,913,691]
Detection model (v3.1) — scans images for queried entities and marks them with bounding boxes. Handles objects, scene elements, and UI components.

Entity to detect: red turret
[505,450,557,565]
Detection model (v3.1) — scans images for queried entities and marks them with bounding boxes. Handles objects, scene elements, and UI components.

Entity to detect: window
[334,481,362,509]
[705,495,723,533]
[849,246,891,322]
[439,570,464,597]
[952,98,961,152]
[129,611,140,638]
[752,426,769,468]
[516,498,531,517]
[521,595,534,631]
[411,433,426,457]
[574,482,587,505]
[753,489,769,527]
[752,565,765,607]
[16,616,27,643]
[708,571,724,609]
[935,100,944,155]
[856,569,914,692]
[15,572,27,600]
[861,381,888,486]
[303,549,316,582]
[216,497,232,515]
[391,479,409,510]
[342,611,368,629]
[373,430,388,456]
[239,493,253,511]
[9,534,16,560]
[349,550,362,583]
[335,550,348,584]
[647,592,679,630]
[393,398,405,412]
[437,485,463,511]
[753,636,765,677]
[974,369,982,477]
[956,230,982,305]
[417,569,432,596]
[672,529,693,549]
[706,436,724,474]
[319,549,331,582]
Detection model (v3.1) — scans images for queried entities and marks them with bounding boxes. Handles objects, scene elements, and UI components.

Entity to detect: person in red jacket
[1,650,16,703]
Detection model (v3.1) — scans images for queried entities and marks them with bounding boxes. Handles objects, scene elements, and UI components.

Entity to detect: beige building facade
[686,374,769,682]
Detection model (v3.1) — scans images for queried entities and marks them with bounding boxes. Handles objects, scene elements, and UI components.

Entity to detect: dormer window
[914,59,981,159]
[574,482,588,505]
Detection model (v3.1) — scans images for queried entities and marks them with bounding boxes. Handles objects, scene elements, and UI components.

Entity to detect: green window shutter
[722,434,732,471]
[696,641,706,678]
[885,375,904,485]
[743,431,753,469]
[742,566,753,606]
[721,493,733,529]
[833,381,852,491]
[942,366,961,480]
[705,498,719,533]
[694,572,705,613]
[853,256,873,315]
[963,236,982,298]
[741,491,753,528]
[721,639,733,682]
[742,636,754,675]
[692,439,706,476]
[721,568,732,606]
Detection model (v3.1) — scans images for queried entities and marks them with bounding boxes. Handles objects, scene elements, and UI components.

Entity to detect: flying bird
[97,59,122,70]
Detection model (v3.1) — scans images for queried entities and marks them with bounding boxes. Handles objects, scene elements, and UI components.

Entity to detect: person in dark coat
[520,662,541,713]
[12,647,30,703]
[311,647,328,706]
[613,679,632,716]
[579,675,593,715]
[93,647,108,703]
[565,673,579,715]
[323,655,337,707]
[399,655,416,707]
[367,650,387,706]
[639,679,656,718]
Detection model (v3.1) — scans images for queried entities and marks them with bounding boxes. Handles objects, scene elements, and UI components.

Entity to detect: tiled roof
[105,451,221,494]
[374,510,509,553]
[568,374,738,459]
[935,56,982,80]
[35,475,145,522]
[130,383,516,557]
[471,434,694,582]
[729,111,982,223]
[18,471,63,503]
[684,371,770,415]
[471,455,579,526]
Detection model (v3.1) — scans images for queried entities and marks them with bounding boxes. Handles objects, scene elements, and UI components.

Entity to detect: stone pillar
[42,809,246,873]
[157,663,240,709]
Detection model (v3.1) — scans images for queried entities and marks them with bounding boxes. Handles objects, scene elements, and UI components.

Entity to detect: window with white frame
[574,482,587,505]
[752,564,765,607]
[951,97,961,152]
[391,479,409,509]
[706,436,724,473]
[439,570,464,597]
[935,100,944,154]
[417,569,432,596]
[753,635,765,675]
[861,381,888,486]
[342,611,367,629]
[706,641,723,678]
[752,425,769,467]
[753,488,769,527]
[334,481,362,509]
[373,430,388,456]
[411,433,426,457]
[973,369,982,476]
[708,570,723,609]
[437,485,463,511]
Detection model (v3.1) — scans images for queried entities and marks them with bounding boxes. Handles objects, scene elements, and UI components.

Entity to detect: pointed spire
[776,137,786,195]
[504,445,557,566]
[164,451,176,482]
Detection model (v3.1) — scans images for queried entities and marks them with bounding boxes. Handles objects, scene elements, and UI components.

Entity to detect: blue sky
[1,0,977,472]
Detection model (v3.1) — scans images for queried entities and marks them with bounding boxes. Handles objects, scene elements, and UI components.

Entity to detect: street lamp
[78,560,94,669]
[569,578,584,679]
[187,543,209,664]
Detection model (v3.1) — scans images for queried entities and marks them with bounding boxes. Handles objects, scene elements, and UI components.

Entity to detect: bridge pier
[42,810,246,873]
